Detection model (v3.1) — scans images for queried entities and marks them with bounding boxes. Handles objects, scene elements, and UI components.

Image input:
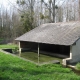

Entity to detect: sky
[0,0,65,13]
[0,0,18,17]
[0,0,64,7]
[0,0,8,7]
[0,0,16,8]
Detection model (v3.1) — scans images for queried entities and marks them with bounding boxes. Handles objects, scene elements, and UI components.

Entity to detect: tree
[41,0,58,23]
[79,0,80,20]
[17,0,36,31]
[49,0,52,22]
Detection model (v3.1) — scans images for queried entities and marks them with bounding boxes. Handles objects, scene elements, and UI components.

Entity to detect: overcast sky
[0,0,8,7]
[0,0,16,8]
[0,0,63,7]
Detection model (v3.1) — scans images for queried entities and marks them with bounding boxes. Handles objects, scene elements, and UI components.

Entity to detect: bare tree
[79,0,80,20]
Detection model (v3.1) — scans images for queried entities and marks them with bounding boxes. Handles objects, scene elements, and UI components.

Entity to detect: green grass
[0,52,80,80]
[0,44,18,49]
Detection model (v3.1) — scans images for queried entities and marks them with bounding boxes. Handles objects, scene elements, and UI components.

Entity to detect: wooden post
[38,43,40,64]
[38,43,40,57]
[19,41,21,57]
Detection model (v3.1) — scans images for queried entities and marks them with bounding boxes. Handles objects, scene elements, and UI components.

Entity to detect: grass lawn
[0,52,80,80]
[0,44,18,49]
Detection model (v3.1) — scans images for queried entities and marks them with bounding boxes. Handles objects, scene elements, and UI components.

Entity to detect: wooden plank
[38,43,39,64]
[19,41,21,56]
[38,43,39,57]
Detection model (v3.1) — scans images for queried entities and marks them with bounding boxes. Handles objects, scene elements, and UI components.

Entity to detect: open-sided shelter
[15,21,80,65]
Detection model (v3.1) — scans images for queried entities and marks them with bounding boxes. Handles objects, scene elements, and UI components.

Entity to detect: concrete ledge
[52,60,60,64]
[0,49,10,54]
[62,53,72,66]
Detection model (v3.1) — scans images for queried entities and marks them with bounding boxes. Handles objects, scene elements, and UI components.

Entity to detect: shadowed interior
[20,41,70,58]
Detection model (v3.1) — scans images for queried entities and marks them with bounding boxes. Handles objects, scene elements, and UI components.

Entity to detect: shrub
[76,63,80,70]
[12,47,19,54]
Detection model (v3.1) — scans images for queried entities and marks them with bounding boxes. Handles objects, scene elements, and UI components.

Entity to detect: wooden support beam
[38,43,40,64]
[19,41,21,57]
[38,43,39,57]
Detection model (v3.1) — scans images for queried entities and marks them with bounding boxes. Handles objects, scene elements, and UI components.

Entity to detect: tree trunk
[52,0,55,23]
[31,0,34,28]
[49,0,52,22]
[79,0,80,20]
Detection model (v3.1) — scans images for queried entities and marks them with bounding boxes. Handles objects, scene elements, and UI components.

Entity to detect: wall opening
[20,41,38,51]
[40,43,70,58]
[20,41,70,58]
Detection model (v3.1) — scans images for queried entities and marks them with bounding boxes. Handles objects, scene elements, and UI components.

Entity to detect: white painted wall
[70,39,80,63]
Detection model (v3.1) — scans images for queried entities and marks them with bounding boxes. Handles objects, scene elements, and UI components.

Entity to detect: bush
[12,47,19,54]
[76,63,80,70]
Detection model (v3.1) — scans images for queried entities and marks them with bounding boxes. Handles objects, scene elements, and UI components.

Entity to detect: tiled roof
[15,21,80,45]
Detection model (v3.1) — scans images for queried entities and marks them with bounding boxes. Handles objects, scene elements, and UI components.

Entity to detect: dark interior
[20,41,70,57]
[39,43,70,57]
[20,41,38,50]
